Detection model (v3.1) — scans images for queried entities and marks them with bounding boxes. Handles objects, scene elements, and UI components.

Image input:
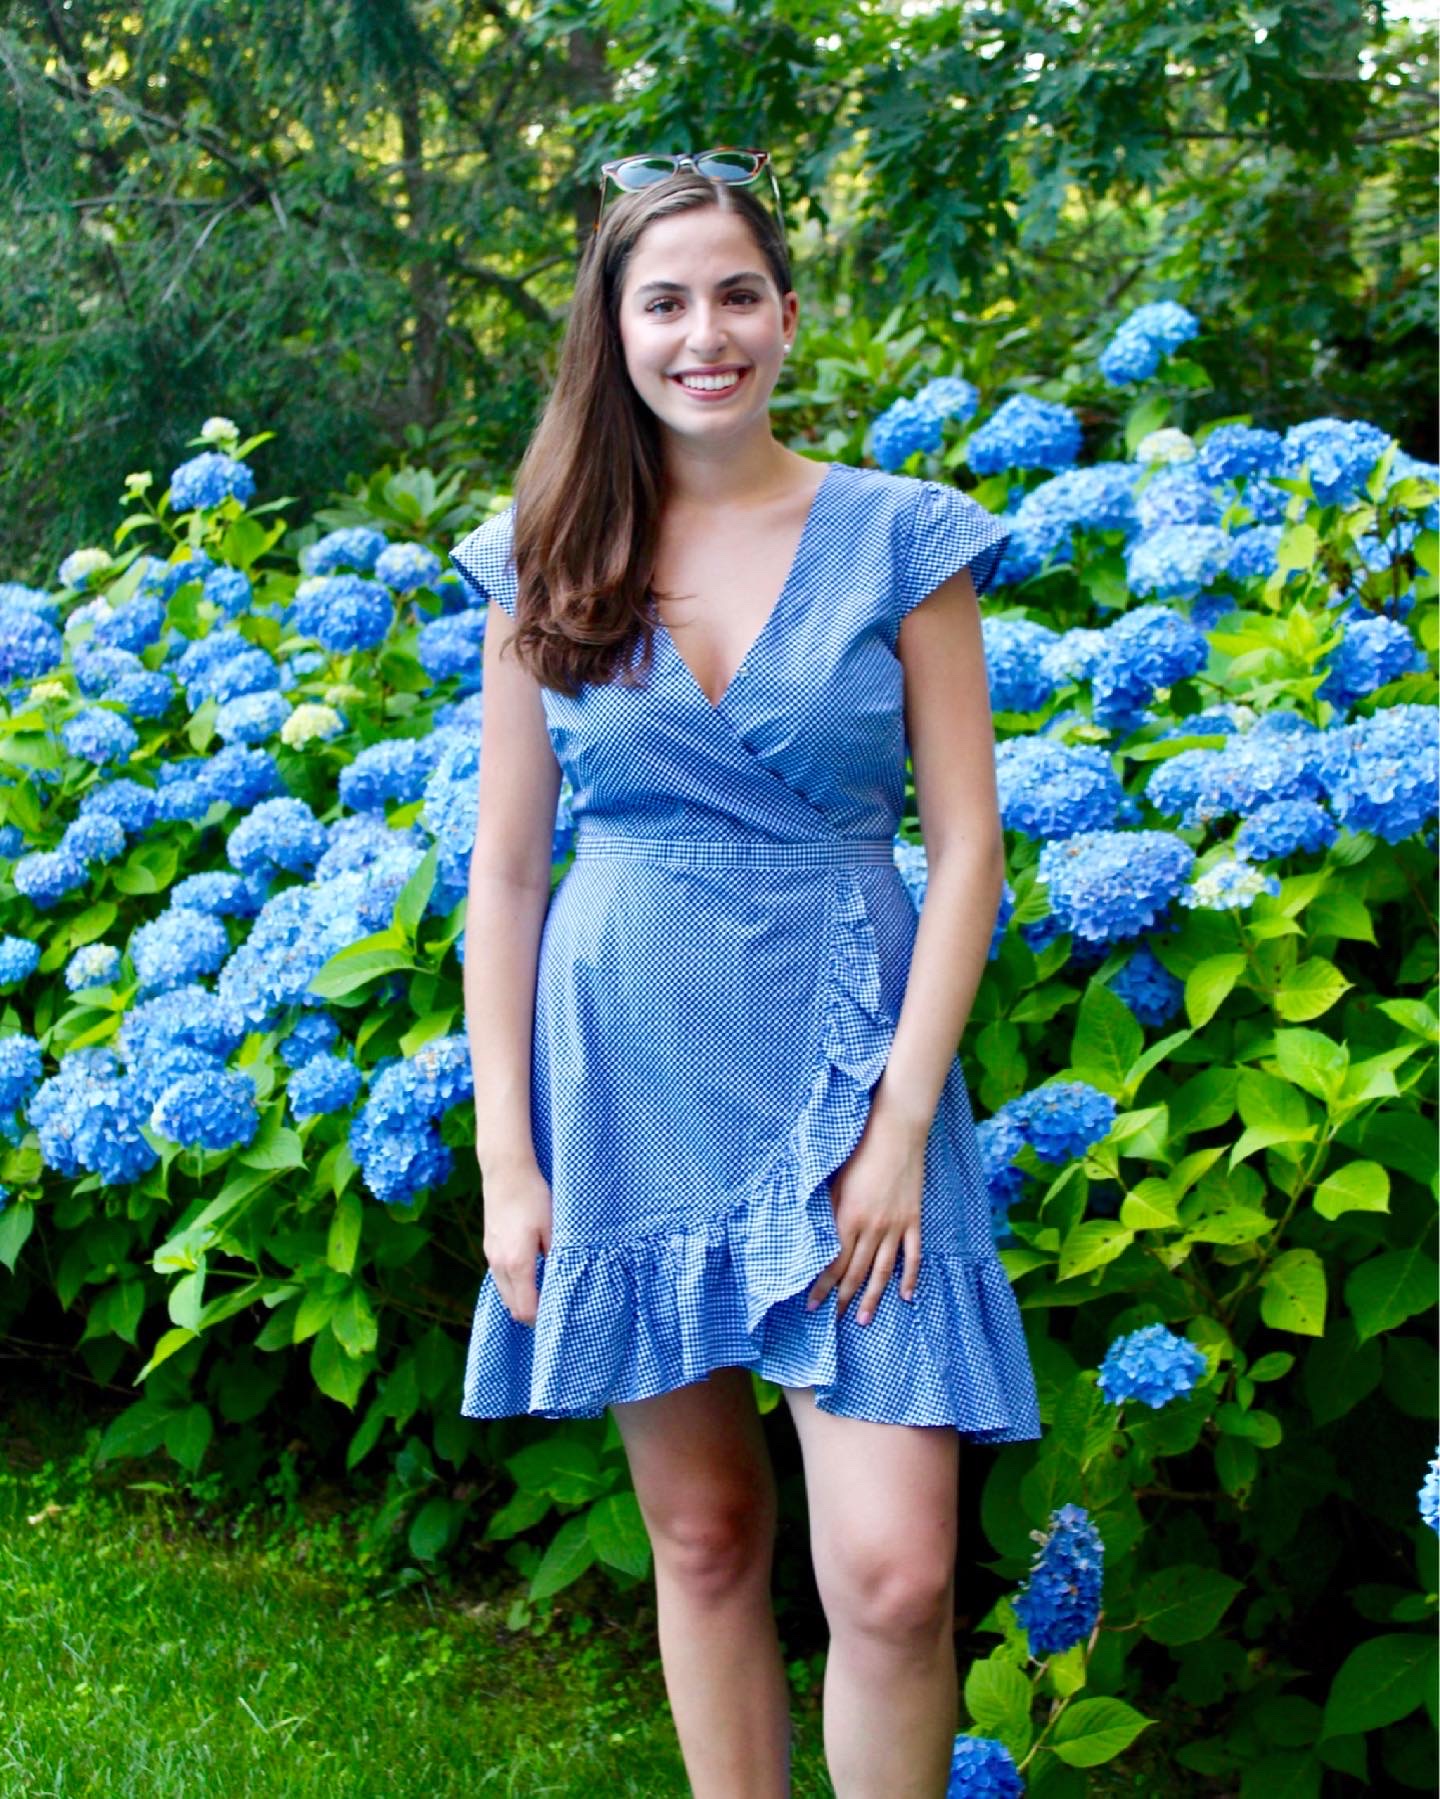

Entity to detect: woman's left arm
[805,562,1005,1324]
[875,561,1006,1135]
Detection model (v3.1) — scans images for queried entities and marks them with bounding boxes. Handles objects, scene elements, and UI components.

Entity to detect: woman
[450,152,1042,1799]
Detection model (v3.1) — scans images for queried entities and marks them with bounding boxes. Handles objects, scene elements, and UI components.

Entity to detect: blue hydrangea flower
[170,451,257,513]
[73,644,141,696]
[65,943,123,991]
[28,1047,159,1183]
[153,780,212,823]
[61,707,139,766]
[1317,704,1438,843]
[1226,526,1284,584]
[1037,830,1195,944]
[1010,1081,1116,1163]
[339,737,445,813]
[947,1735,1024,1798]
[169,872,265,918]
[60,813,127,868]
[1234,799,1338,861]
[1420,1450,1440,1536]
[1040,628,1108,687]
[0,935,40,987]
[915,375,979,423]
[129,908,231,994]
[1197,425,1284,483]
[1098,301,1199,386]
[1013,1503,1105,1658]
[77,777,156,836]
[1001,464,1140,582]
[417,611,486,687]
[94,593,167,654]
[983,619,1061,714]
[1135,464,1224,533]
[0,1035,43,1119]
[1147,729,1326,828]
[349,1035,474,1204]
[422,733,481,886]
[291,574,393,654]
[13,847,88,909]
[198,743,285,811]
[1280,418,1392,507]
[892,836,928,910]
[1092,606,1209,727]
[106,670,174,719]
[1318,616,1425,710]
[1111,944,1184,1028]
[302,527,389,576]
[995,738,1130,840]
[1181,855,1281,912]
[1125,525,1232,602]
[118,984,245,1067]
[151,1067,259,1151]
[870,397,944,472]
[0,607,64,682]
[967,395,1083,475]
[289,1053,362,1119]
[279,1011,341,1068]
[203,566,253,618]
[158,550,218,600]
[976,1107,1029,1221]
[1097,1323,1209,1409]
[214,689,291,745]
[227,797,328,878]
[374,542,443,592]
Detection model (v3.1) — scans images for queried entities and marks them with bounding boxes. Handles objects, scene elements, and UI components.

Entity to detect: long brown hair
[501,172,793,697]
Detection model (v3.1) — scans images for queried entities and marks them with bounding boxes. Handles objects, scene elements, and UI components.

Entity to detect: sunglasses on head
[593,147,788,254]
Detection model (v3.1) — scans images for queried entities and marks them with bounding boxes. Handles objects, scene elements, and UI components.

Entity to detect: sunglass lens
[694,151,762,181]
[613,157,679,190]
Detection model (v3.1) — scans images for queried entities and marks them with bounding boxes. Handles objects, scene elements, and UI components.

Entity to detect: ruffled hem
[459,870,1040,1440]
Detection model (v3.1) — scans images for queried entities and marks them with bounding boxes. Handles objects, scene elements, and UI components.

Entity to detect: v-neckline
[655,461,842,715]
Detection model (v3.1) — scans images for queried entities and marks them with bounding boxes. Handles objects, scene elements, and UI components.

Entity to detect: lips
[669,367,751,398]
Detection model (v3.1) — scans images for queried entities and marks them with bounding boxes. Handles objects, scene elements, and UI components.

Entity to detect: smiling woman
[450,163,1035,1796]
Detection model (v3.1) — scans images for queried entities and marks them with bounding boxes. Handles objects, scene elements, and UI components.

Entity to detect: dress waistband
[571,827,898,869]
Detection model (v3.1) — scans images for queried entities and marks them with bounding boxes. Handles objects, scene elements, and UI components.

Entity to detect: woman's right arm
[461,598,562,1326]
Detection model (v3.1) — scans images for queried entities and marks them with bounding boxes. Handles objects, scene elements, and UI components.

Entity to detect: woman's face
[616,206,797,451]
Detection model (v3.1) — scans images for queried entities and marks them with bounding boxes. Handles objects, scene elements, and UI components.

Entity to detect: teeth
[679,371,742,391]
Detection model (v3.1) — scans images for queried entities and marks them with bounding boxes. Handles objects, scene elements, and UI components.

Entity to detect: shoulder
[449,505,517,613]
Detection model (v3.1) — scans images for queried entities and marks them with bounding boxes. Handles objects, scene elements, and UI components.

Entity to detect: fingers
[490,1245,544,1328]
[854,1236,899,1326]
[901,1222,922,1302]
[805,1226,921,1323]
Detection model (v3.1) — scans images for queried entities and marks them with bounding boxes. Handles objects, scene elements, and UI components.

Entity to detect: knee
[828,1548,954,1651]
[648,1489,777,1602]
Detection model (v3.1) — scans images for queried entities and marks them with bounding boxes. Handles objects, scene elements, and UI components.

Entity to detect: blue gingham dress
[449,461,1041,1439]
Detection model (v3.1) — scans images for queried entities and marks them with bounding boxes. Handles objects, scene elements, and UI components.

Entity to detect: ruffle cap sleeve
[896,478,1011,632]
[449,505,518,616]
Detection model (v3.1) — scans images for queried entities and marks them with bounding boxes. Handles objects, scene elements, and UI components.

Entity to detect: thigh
[610,1365,778,1537]
[780,1386,958,1602]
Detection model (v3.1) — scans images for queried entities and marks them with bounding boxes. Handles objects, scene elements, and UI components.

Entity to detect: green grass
[1,1409,835,1798]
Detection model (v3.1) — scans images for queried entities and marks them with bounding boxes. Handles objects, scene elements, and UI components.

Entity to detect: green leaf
[330,1285,378,1359]
[1237,1752,1322,1799]
[1303,1322,1382,1426]
[1313,1160,1389,1222]
[187,696,218,751]
[1137,1564,1244,1646]
[1322,1634,1436,1737]
[1120,1179,1179,1230]
[327,1191,363,1275]
[394,843,439,939]
[483,1487,551,1541]
[1260,1248,1327,1336]
[1051,1697,1152,1768]
[964,1647,1029,1741]
[1184,1207,1272,1246]
[1070,982,1142,1095]
[1273,1028,1349,1104]
[1247,1352,1294,1383]
[529,1513,597,1600]
[136,1326,198,1381]
[310,1324,368,1408]
[1058,1220,1133,1280]
[307,947,417,1000]
[1237,1068,1311,1132]
[505,1438,607,1504]
[163,1402,213,1473]
[587,1492,653,1577]
[408,1496,459,1561]
[1185,954,1246,1028]
[0,1202,35,1273]
[1275,957,1352,1022]
[239,1122,304,1172]
[1346,1247,1438,1342]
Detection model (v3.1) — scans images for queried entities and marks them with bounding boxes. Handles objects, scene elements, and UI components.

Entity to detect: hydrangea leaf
[0,1200,34,1272]
[587,1492,653,1579]
[1185,953,1247,1027]
[327,1190,363,1276]
[1273,1028,1350,1104]
[1070,981,1143,1094]
[1322,1633,1437,1738]
[1137,1564,1244,1646]
[1313,1159,1390,1222]
[1051,1697,1152,1768]
[528,1512,597,1601]
[1260,1248,1328,1336]
[309,1322,368,1409]
[1275,957,1352,1022]
[963,1654,1034,1760]
[1346,1246,1439,1342]
[1059,1220,1133,1281]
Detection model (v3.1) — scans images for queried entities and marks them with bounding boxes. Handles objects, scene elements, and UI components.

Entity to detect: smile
[669,368,751,399]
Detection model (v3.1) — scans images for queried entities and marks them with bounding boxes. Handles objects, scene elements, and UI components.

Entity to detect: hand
[804,1108,926,1325]
[480,1160,554,1327]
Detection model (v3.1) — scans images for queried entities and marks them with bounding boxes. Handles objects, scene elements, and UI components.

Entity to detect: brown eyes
[645,292,760,315]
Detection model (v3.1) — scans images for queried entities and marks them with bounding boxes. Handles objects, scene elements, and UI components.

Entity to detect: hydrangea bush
[0,330,1436,1791]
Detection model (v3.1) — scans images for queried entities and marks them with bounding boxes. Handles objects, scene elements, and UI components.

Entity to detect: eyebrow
[633,271,770,297]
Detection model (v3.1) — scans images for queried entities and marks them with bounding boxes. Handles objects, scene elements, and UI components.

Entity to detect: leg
[781,1386,959,1799]
[610,1365,792,1798]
